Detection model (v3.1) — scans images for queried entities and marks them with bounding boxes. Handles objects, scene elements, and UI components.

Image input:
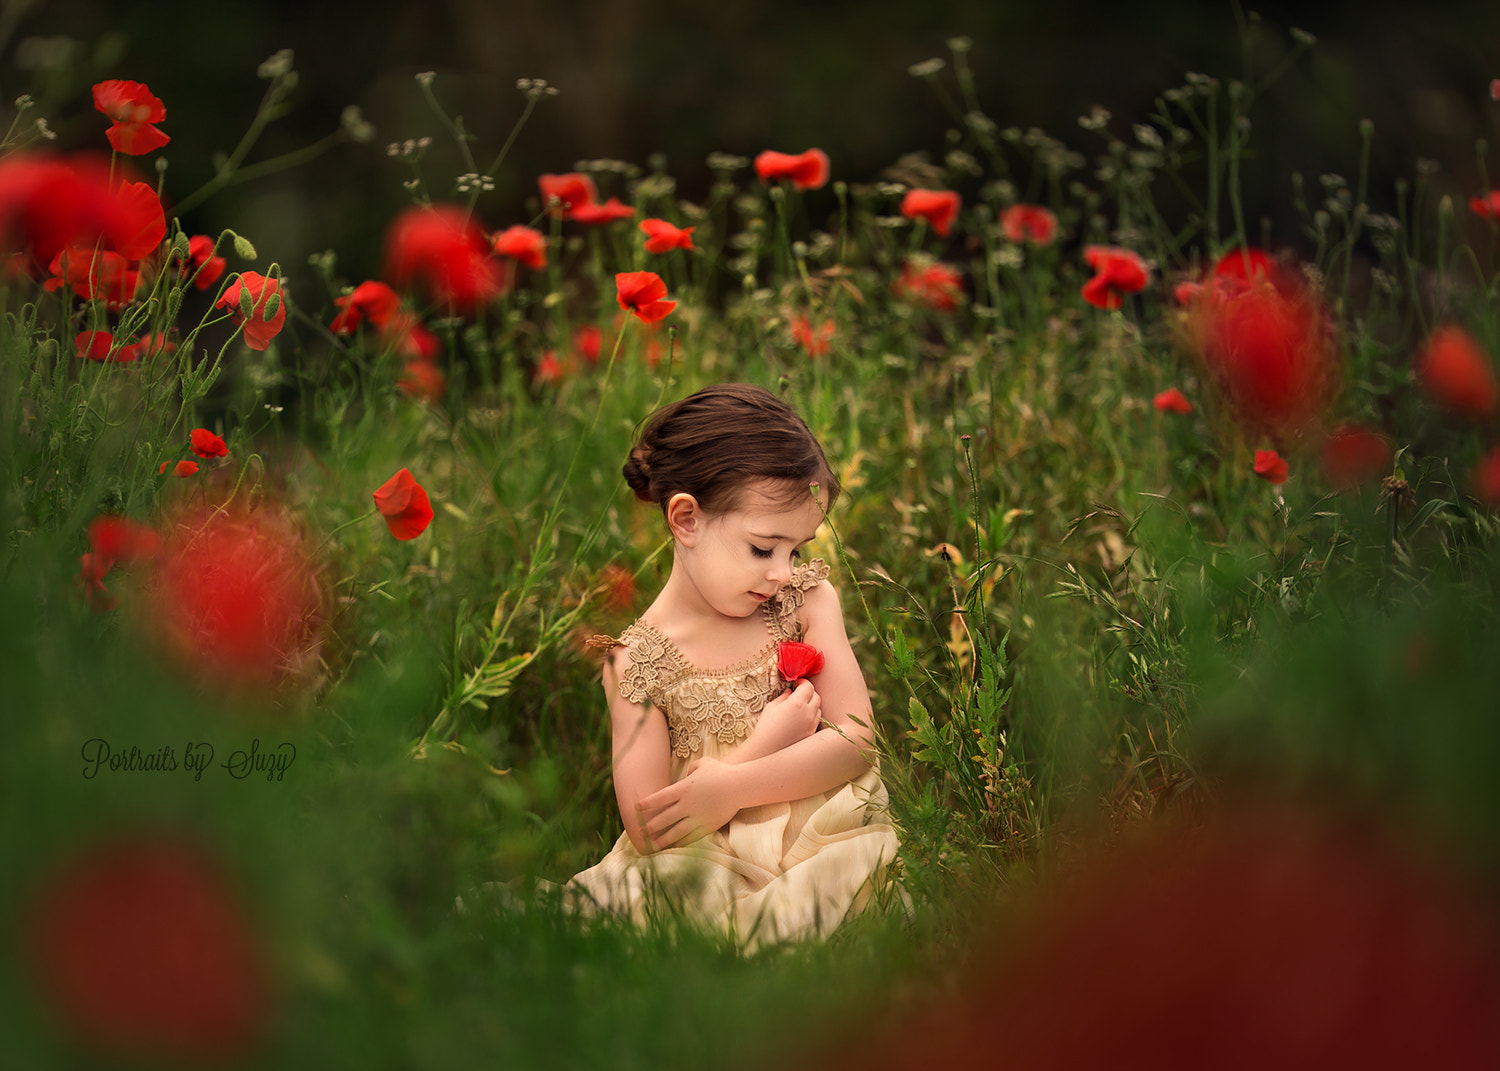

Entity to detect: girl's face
[676,481,824,619]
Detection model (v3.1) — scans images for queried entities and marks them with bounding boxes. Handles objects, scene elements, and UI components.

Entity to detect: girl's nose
[767,558,792,584]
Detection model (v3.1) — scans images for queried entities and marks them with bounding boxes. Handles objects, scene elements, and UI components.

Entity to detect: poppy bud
[237,286,254,320]
[231,233,257,260]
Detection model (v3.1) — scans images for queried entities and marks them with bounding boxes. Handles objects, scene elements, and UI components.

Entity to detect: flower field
[6,19,1500,1068]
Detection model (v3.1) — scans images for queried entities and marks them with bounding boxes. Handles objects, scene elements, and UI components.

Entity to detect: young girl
[571,383,899,948]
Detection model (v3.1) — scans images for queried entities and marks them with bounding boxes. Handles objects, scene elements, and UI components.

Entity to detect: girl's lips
[750,591,772,601]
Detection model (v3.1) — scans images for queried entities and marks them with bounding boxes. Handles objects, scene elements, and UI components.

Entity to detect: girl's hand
[745,679,822,756]
[636,756,740,851]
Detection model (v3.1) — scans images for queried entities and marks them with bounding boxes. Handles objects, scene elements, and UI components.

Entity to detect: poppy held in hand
[91,80,169,155]
[900,189,961,237]
[1081,246,1150,309]
[640,218,696,254]
[216,272,285,351]
[754,149,830,190]
[1415,325,1498,422]
[22,833,270,1064]
[373,467,434,540]
[616,271,676,323]
[778,640,825,682]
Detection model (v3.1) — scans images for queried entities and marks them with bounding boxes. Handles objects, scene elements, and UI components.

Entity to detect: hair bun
[622,446,655,503]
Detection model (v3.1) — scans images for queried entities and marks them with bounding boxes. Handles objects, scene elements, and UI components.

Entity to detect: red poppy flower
[92,80,169,155]
[861,806,1500,1070]
[492,225,547,269]
[149,504,324,690]
[0,154,163,268]
[533,350,568,385]
[1082,246,1150,309]
[1188,277,1334,439]
[382,311,442,362]
[77,553,117,611]
[22,834,270,1064]
[537,172,598,217]
[616,271,677,323]
[159,459,199,477]
[900,189,961,237]
[1253,448,1289,485]
[1415,325,1498,422]
[116,333,175,363]
[330,280,401,335]
[373,467,434,540]
[571,197,636,225]
[1470,191,1500,221]
[574,323,603,364]
[1000,204,1058,246]
[777,640,825,681]
[397,359,446,403]
[75,330,116,361]
[598,563,637,612]
[190,428,229,460]
[640,218,696,254]
[1320,425,1391,490]
[216,271,285,351]
[49,247,138,306]
[383,204,504,315]
[184,235,225,290]
[88,514,161,571]
[791,314,834,357]
[1153,387,1193,415]
[1473,446,1500,507]
[1212,247,1276,282]
[893,258,963,311]
[754,149,830,190]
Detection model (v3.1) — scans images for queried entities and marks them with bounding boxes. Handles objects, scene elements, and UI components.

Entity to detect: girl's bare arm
[603,649,673,853]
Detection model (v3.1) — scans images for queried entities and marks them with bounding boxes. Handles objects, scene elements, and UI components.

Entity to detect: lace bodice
[599,559,830,758]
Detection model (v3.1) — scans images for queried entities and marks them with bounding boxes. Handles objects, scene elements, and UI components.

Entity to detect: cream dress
[567,560,899,949]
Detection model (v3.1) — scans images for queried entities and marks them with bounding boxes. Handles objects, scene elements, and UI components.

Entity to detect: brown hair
[622,383,840,515]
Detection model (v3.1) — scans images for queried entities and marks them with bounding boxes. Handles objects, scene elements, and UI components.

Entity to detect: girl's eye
[751,546,773,559]
[791,548,803,561]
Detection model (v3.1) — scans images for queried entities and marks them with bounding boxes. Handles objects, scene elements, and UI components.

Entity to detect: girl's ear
[665,493,702,545]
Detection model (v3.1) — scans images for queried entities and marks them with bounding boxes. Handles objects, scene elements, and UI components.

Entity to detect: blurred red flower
[1153,387,1193,414]
[900,189,961,237]
[190,428,229,460]
[159,459,199,477]
[1415,325,1498,422]
[1320,425,1391,490]
[537,172,598,217]
[572,197,636,225]
[397,359,446,403]
[1472,445,1500,507]
[75,330,116,361]
[77,553,116,611]
[777,640,825,681]
[150,505,324,689]
[0,155,164,268]
[791,314,835,357]
[373,467,434,540]
[533,350,567,385]
[48,247,138,306]
[754,149,830,190]
[88,514,161,571]
[640,218,696,253]
[1000,204,1059,246]
[598,562,637,612]
[183,234,225,290]
[574,323,603,364]
[616,271,677,323]
[893,258,963,311]
[116,333,175,363]
[1082,245,1150,309]
[330,280,400,335]
[23,834,270,1064]
[216,271,285,351]
[492,224,547,269]
[1253,448,1289,485]
[382,309,442,362]
[383,204,503,315]
[91,80,169,155]
[836,807,1500,1071]
[1469,191,1500,220]
[1187,275,1334,440]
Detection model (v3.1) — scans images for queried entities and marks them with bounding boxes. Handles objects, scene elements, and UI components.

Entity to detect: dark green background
[6,0,1499,280]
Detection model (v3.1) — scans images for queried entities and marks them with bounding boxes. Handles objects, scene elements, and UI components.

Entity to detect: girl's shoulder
[768,558,833,638]
[586,619,683,707]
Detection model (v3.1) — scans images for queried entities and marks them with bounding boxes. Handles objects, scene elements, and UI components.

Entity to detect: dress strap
[764,558,830,641]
